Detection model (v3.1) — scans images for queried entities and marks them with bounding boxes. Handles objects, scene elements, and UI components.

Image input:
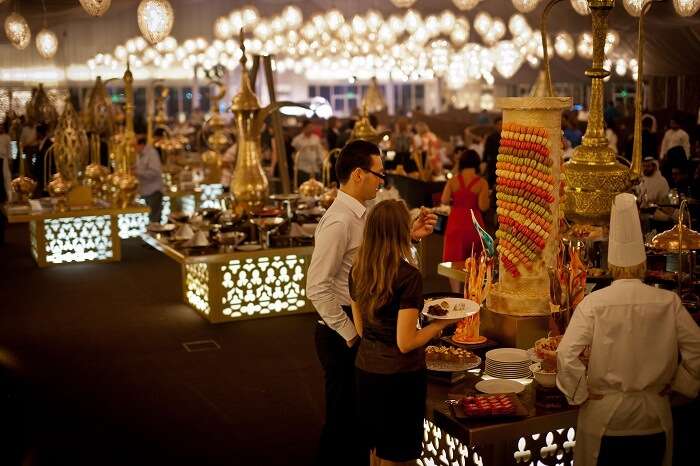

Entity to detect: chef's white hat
[608,193,646,267]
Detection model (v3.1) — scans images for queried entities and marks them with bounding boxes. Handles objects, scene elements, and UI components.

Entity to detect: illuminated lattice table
[141,234,314,323]
[117,184,226,239]
[422,373,577,466]
[3,205,150,268]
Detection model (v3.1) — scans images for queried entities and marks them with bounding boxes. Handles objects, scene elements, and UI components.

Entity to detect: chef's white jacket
[557,278,700,466]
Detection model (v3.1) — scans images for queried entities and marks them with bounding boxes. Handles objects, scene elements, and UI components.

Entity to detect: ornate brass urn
[9,116,36,203]
[110,64,139,208]
[201,81,230,184]
[52,100,88,183]
[563,0,641,225]
[229,32,303,213]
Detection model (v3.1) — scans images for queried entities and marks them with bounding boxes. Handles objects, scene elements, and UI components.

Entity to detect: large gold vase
[563,0,639,225]
[229,34,304,213]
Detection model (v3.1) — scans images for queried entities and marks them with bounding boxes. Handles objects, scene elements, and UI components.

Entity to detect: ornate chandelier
[79,0,112,17]
[452,0,481,11]
[390,0,417,7]
[673,0,700,16]
[36,28,58,59]
[4,12,31,50]
[137,0,174,44]
[570,0,591,15]
[512,0,541,13]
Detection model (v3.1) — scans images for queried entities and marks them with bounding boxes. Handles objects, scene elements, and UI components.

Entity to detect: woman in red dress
[441,149,491,292]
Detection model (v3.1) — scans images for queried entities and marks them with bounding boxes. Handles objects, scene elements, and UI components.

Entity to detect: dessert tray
[425,345,481,372]
[446,393,528,419]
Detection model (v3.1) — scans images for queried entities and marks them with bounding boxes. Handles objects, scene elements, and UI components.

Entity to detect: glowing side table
[3,205,150,267]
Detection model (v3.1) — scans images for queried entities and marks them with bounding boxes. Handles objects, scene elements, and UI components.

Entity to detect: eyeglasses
[362,168,387,181]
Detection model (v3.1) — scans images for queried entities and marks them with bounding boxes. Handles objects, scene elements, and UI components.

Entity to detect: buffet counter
[2,204,150,267]
[421,370,577,466]
[141,233,314,323]
[387,173,446,209]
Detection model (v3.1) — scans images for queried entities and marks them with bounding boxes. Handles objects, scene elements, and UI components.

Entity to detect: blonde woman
[350,200,460,466]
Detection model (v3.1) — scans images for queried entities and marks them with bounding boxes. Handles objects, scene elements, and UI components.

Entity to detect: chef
[557,193,700,466]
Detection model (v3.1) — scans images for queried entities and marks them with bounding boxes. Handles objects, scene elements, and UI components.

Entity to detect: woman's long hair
[351,199,415,321]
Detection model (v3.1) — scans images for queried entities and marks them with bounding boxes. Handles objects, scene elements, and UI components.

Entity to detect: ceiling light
[4,12,31,50]
[36,28,58,59]
[673,0,700,16]
[137,0,174,45]
[79,0,111,17]
[512,0,541,13]
[570,0,591,15]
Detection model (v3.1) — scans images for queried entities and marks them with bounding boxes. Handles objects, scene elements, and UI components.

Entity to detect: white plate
[422,298,480,320]
[426,356,482,373]
[237,244,263,251]
[475,379,525,394]
[485,348,529,363]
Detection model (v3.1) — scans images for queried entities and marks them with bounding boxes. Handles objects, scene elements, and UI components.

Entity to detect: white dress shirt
[660,128,691,159]
[135,145,163,196]
[292,133,325,175]
[306,190,367,342]
[557,279,700,466]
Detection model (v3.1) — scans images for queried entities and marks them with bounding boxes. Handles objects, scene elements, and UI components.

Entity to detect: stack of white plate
[485,348,531,379]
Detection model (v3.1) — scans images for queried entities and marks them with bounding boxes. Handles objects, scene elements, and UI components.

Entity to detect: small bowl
[530,363,557,388]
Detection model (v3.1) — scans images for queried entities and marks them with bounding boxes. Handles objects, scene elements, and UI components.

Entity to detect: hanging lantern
[623,0,651,16]
[494,41,524,79]
[390,0,417,7]
[137,0,174,45]
[79,0,112,17]
[4,12,31,50]
[554,31,575,61]
[214,16,232,40]
[570,0,591,15]
[512,0,541,13]
[36,28,58,59]
[452,0,481,10]
[673,0,700,16]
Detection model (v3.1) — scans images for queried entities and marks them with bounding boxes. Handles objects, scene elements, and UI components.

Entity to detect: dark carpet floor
[0,224,326,466]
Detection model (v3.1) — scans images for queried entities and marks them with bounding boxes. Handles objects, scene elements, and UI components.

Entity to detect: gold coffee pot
[47,173,71,212]
[230,30,304,213]
[563,0,642,225]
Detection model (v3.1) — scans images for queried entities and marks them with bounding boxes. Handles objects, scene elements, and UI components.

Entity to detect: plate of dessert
[425,345,482,372]
[422,298,480,320]
[447,393,528,419]
[475,378,526,395]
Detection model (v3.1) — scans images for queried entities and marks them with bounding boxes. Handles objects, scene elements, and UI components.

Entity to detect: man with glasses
[307,140,436,466]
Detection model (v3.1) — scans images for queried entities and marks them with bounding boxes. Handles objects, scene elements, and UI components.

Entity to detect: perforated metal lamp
[390,0,417,7]
[137,0,175,45]
[36,28,58,58]
[673,0,700,16]
[4,12,31,50]
[79,0,111,16]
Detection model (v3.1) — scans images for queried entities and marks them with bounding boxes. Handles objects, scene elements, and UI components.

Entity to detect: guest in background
[663,146,689,183]
[0,121,10,245]
[639,158,669,205]
[292,120,325,185]
[660,117,690,160]
[606,121,619,155]
[483,116,501,188]
[642,110,658,134]
[441,149,490,293]
[415,122,441,176]
[134,136,163,225]
[391,117,415,173]
[221,137,237,188]
[477,109,490,125]
[563,116,583,148]
[350,199,460,466]
[326,117,342,151]
[33,123,52,197]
